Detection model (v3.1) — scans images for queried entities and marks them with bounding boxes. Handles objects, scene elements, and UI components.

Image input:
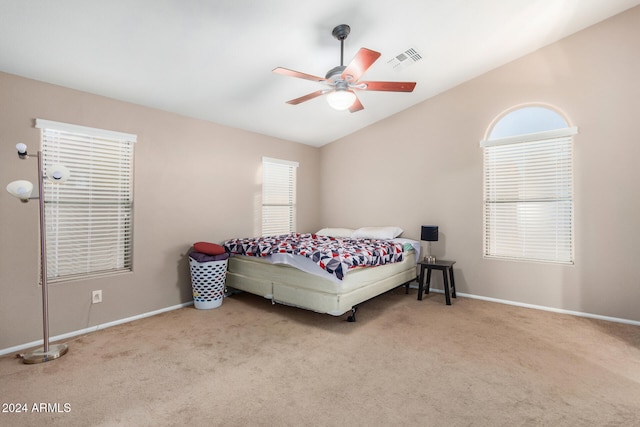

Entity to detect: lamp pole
[38,151,50,354]
[20,149,68,364]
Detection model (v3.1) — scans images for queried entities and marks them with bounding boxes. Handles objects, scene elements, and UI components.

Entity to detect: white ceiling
[1,0,639,147]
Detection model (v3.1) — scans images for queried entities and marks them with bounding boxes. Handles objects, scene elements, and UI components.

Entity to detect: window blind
[483,136,573,264]
[262,157,298,236]
[36,119,136,281]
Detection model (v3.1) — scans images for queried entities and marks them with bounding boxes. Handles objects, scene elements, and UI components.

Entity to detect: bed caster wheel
[346,307,358,322]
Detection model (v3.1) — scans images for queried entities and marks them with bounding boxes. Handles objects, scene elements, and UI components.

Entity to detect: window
[262,157,298,236]
[36,119,136,281]
[481,106,577,264]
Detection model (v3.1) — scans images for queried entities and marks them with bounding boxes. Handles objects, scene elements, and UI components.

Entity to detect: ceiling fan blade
[358,81,416,92]
[349,94,364,113]
[341,48,381,82]
[285,90,328,105]
[273,67,327,83]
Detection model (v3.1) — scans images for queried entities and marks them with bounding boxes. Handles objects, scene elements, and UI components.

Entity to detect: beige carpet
[1,289,639,427]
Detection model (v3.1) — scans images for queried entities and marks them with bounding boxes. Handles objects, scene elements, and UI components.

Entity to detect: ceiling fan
[273,24,416,112]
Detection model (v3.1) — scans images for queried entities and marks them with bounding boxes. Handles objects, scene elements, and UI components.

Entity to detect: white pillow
[351,226,403,240]
[316,227,355,238]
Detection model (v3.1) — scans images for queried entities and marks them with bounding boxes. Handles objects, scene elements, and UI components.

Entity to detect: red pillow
[193,242,226,256]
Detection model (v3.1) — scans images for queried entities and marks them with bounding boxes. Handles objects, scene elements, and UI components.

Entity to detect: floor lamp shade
[46,164,71,183]
[421,226,439,242]
[6,180,34,201]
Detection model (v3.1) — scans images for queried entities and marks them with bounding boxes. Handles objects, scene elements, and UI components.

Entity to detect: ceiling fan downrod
[332,24,351,67]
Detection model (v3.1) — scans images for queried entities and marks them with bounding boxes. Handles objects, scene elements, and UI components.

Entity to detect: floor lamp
[6,143,70,364]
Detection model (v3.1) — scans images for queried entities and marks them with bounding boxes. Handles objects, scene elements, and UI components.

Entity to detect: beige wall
[320,6,640,322]
[0,74,321,349]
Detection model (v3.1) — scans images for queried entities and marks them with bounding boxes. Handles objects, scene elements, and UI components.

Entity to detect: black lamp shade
[421,226,439,242]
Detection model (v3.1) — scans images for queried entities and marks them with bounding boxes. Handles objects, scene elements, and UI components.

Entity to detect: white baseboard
[418,285,640,326]
[0,301,193,357]
[3,289,639,357]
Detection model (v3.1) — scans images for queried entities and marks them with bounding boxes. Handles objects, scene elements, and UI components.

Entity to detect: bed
[222,227,420,321]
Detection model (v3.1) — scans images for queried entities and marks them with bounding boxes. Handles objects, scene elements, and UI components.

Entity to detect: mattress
[226,248,417,316]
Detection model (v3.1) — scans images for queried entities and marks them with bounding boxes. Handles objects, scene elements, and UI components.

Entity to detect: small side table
[418,260,457,305]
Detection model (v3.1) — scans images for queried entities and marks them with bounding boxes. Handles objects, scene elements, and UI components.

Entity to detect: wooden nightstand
[418,260,457,305]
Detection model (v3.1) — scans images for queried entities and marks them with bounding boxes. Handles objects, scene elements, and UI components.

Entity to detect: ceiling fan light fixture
[326,89,356,110]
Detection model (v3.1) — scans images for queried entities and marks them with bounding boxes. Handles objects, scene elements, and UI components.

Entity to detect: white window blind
[482,133,574,264]
[36,119,136,281]
[262,157,298,236]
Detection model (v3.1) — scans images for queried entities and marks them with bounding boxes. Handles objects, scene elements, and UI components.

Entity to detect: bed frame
[225,251,417,321]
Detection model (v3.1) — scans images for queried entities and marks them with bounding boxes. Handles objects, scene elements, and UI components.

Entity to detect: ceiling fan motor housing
[325,66,346,81]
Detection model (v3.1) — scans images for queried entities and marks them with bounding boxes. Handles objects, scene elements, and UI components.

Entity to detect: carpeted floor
[1,288,639,426]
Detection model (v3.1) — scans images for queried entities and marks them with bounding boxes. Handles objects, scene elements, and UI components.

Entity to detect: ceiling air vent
[387,48,423,71]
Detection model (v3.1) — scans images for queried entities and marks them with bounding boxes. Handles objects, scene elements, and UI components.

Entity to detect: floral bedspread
[223,233,404,280]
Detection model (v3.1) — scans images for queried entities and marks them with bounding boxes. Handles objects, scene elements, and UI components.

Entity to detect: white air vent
[387,48,423,71]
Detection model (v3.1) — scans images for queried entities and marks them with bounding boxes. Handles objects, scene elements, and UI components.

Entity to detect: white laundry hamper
[189,254,229,309]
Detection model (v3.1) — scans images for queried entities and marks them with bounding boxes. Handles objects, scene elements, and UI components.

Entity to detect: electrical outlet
[92,290,102,304]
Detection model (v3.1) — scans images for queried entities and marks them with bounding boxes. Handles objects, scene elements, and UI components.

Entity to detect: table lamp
[421,225,438,263]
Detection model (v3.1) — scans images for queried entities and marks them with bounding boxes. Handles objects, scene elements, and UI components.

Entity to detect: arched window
[481,105,577,264]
